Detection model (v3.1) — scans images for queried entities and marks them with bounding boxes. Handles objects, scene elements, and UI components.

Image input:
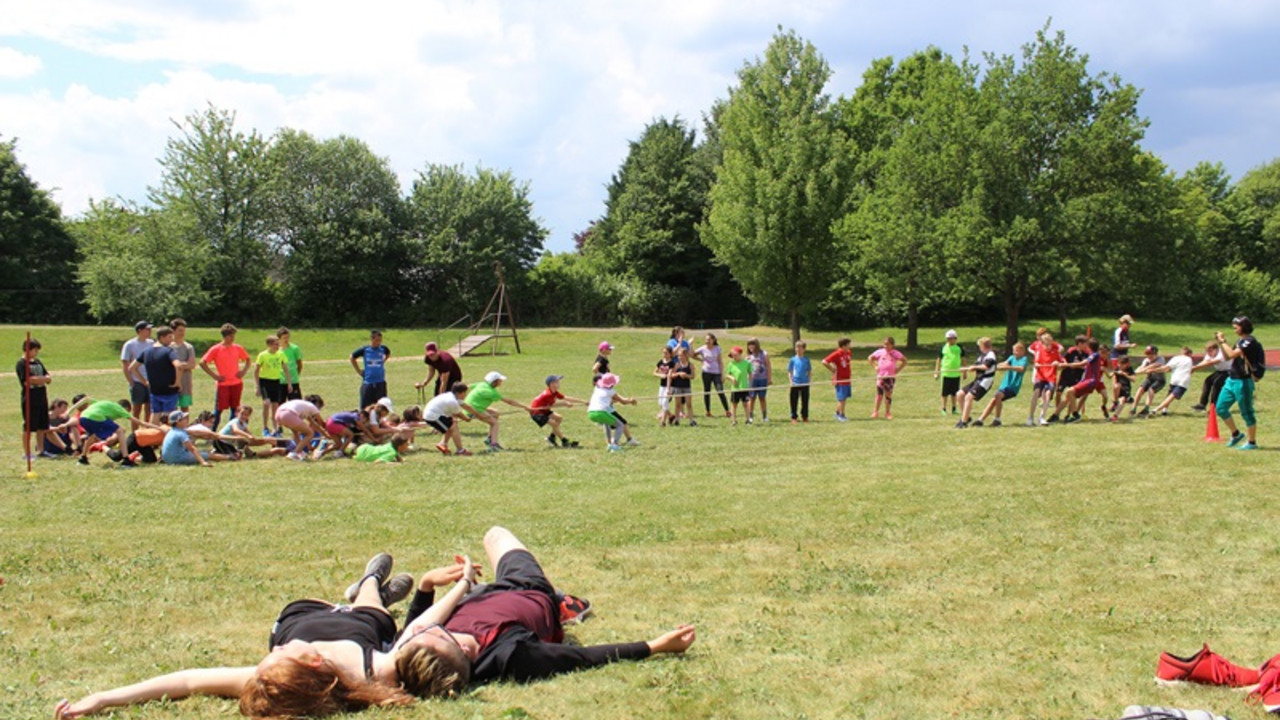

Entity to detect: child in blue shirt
[788,340,813,423]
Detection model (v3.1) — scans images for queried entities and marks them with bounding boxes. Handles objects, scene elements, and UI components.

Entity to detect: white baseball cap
[485,371,506,384]
[945,329,958,339]
[376,397,394,411]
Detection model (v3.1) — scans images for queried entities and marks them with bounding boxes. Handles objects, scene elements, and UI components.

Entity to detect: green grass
[1,321,1276,720]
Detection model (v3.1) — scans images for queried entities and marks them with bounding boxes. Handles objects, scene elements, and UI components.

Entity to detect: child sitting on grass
[355,436,408,463]
[587,373,638,452]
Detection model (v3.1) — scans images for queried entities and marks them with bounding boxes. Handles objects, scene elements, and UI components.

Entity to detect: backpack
[1247,339,1266,381]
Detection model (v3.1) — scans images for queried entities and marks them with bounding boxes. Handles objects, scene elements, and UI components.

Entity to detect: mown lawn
[1,321,1275,719]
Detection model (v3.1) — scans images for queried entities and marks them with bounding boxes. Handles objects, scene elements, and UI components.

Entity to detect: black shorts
[963,380,991,401]
[466,549,556,605]
[213,439,241,455]
[1140,376,1166,393]
[941,376,961,397]
[530,412,552,427]
[21,389,50,431]
[731,390,750,404]
[269,599,396,653]
[129,381,150,406]
[998,385,1020,400]
[284,383,302,401]
[360,382,388,409]
[259,378,286,404]
[426,416,452,434]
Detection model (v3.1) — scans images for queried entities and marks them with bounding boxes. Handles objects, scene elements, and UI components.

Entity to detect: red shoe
[454,448,473,457]
[1248,653,1280,711]
[558,594,592,625]
[1155,644,1260,687]
[435,443,450,456]
[87,442,107,454]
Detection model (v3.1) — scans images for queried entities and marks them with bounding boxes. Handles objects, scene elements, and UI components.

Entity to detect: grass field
[2,320,1276,720]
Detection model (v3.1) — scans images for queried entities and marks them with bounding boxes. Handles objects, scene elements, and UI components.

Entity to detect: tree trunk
[1058,299,1068,338]
[907,300,919,350]
[789,308,801,345]
[1004,291,1020,355]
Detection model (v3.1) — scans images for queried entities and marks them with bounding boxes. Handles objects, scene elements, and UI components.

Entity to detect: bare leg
[351,574,386,611]
[484,526,528,570]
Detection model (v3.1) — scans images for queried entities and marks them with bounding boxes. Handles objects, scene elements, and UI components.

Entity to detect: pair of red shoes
[1155,644,1280,712]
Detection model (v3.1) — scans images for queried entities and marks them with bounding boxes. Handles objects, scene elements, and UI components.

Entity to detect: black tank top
[269,600,396,678]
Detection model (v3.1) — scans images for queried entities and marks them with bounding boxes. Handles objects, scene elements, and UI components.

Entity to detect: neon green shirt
[726,359,752,390]
[939,343,964,379]
[464,381,502,413]
[256,349,286,381]
[281,343,303,382]
[82,400,131,422]
[355,443,400,463]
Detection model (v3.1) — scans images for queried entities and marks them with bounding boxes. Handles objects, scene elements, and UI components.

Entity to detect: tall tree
[701,28,848,342]
[0,138,83,322]
[836,49,976,348]
[72,199,213,323]
[262,129,410,325]
[587,116,747,325]
[947,26,1150,349]
[406,164,546,323]
[1230,158,1280,276]
[150,105,272,321]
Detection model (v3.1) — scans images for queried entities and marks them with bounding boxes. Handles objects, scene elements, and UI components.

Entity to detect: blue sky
[2,0,1278,254]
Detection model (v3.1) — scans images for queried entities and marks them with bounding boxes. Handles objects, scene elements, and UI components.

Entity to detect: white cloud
[0,46,42,78]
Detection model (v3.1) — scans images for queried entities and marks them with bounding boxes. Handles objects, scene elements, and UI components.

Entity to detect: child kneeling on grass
[587,373,638,451]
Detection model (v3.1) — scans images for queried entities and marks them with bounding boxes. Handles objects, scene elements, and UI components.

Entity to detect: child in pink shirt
[868,336,907,419]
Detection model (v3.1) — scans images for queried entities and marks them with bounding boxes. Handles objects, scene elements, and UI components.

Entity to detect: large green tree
[586,116,747,325]
[72,199,213,323]
[150,105,272,321]
[0,138,83,323]
[836,49,976,348]
[406,164,546,323]
[701,28,848,342]
[948,26,1151,349]
[262,129,410,325]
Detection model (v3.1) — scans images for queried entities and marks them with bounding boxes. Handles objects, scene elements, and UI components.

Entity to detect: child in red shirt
[822,337,854,422]
[529,375,585,448]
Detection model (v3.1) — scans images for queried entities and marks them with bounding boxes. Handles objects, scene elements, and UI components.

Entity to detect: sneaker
[625,438,641,447]
[745,417,753,425]
[991,419,1002,427]
[1155,644,1260,688]
[802,417,809,423]
[941,409,949,416]
[1159,410,1169,417]
[567,440,580,448]
[345,553,394,602]
[607,443,622,452]
[1063,415,1080,425]
[1248,653,1280,711]
[483,437,492,447]
[488,441,505,451]
[954,420,968,429]
[1191,404,1207,412]
[273,428,284,438]
[1238,442,1259,451]
[761,417,769,423]
[263,429,273,437]
[1227,432,1246,448]
[435,442,450,456]
[380,573,415,607]
[455,448,473,456]
[972,420,984,427]
[835,413,848,423]
[39,451,60,459]
[1039,418,1050,426]
[547,433,558,448]
[951,407,958,415]
[87,442,107,454]
[559,594,593,624]
[1070,412,1081,421]
[1047,414,1060,424]
[1025,419,1035,427]
[287,452,306,461]
[77,456,89,465]
[689,419,697,427]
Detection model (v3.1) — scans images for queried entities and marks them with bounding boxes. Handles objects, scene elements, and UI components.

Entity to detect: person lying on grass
[53,555,479,719]
[392,525,696,696]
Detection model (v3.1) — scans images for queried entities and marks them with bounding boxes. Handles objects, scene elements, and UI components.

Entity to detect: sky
[2,1,1278,254]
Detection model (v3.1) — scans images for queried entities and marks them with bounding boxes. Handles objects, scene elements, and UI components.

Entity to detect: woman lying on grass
[54,555,478,719]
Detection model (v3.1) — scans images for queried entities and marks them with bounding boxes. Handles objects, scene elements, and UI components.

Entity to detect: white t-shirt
[1211,351,1232,372]
[424,393,462,422]
[1138,357,1165,378]
[121,337,154,380]
[588,386,616,412]
[1165,355,1194,388]
[697,345,722,374]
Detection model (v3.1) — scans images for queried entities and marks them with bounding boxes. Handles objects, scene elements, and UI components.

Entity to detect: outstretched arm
[398,558,478,643]
[54,666,255,719]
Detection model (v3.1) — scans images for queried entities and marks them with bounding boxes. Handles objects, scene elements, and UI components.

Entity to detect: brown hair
[239,656,413,718]
[221,323,238,337]
[395,643,471,699]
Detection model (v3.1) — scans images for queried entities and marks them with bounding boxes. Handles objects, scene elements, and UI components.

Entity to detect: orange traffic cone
[1204,407,1221,442]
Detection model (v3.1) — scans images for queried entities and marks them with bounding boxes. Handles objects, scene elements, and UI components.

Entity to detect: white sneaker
[607,443,622,452]
[1038,418,1049,426]
[625,439,641,447]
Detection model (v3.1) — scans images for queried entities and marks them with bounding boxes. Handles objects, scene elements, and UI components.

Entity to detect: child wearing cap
[1130,345,1167,417]
[417,341,462,398]
[587,373,638,451]
[933,331,964,416]
[464,371,532,451]
[823,337,854,422]
[529,374,585,448]
[592,341,613,386]
[725,346,753,426]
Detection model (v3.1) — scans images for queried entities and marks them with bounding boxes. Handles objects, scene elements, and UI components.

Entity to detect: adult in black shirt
[1214,316,1264,450]
[129,326,183,424]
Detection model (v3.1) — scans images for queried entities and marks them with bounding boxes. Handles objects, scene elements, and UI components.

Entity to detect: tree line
[1,23,1278,343]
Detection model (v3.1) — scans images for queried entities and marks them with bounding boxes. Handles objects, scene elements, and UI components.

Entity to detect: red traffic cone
[1204,407,1221,442]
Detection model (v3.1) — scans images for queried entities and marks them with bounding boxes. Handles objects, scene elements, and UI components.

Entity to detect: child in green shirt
[355,436,408,463]
[725,346,753,426]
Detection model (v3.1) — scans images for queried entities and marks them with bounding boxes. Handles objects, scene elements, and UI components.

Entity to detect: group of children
[18,317,1265,462]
